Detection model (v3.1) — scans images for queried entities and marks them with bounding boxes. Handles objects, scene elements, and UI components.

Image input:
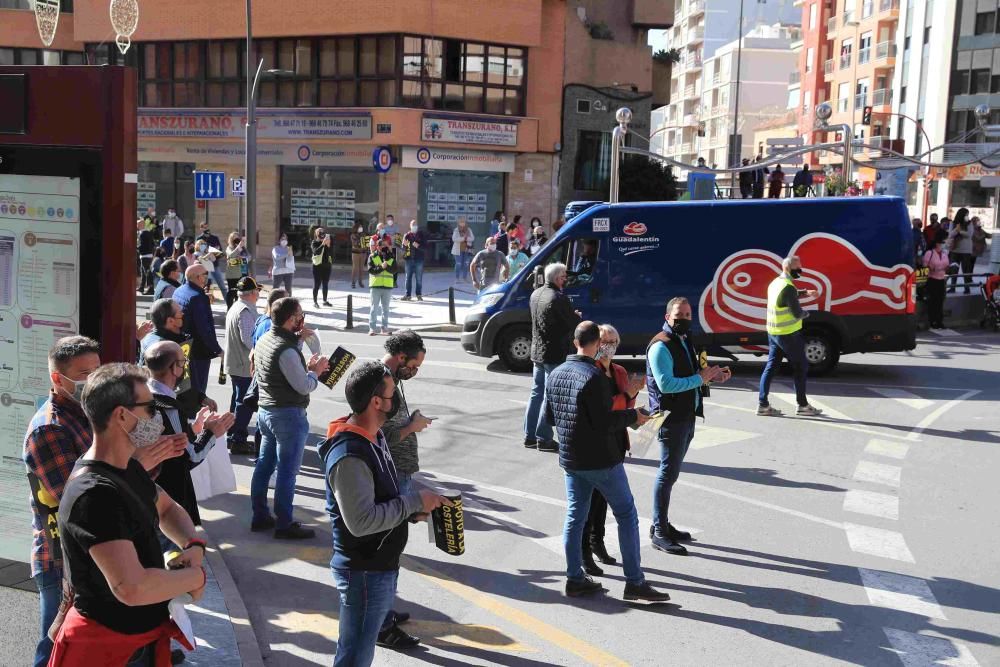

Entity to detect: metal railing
[827,16,837,32]
[686,54,703,69]
[688,0,705,15]
[688,26,705,42]
[854,93,868,111]
[840,53,852,70]
[684,84,697,98]
[858,47,871,65]
[824,58,834,74]
[871,88,892,107]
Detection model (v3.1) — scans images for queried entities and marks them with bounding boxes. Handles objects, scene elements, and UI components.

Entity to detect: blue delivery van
[461,197,918,375]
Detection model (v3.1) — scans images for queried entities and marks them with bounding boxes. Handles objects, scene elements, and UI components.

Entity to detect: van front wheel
[497,325,533,373]
[802,328,840,376]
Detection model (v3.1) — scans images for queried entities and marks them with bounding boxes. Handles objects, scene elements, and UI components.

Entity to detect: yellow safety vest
[370,255,395,289]
[766,276,803,335]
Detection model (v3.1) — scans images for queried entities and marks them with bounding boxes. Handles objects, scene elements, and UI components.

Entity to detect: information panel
[0,173,80,562]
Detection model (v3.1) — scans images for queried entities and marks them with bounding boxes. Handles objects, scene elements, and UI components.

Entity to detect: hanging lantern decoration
[109,0,139,54]
[33,0,60,47]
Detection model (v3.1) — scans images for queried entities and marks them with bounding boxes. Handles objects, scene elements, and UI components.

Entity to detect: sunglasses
[126,400,156,418]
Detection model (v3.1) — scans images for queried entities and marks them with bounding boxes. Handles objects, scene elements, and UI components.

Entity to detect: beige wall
[563,8,653,90]
[189,161,278,262]
[0,8,83,50]
[507,153,558,229]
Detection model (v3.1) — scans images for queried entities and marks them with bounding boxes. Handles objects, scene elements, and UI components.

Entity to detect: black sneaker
[523,437,537,449]
[274,522,315,540]
[624,581,671,603]
[565,575,604,597]
[401,296,412,301]
[251,516,276,532]
[323,301,333,307]
[583,555,604,577]
[651,534,688,556]
[416,296,424,301]
[536,440,559,453]
[667,523,693,542]
[228,440,254,455]
[376,624,421,649]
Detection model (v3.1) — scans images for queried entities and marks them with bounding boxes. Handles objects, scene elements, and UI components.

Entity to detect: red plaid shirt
[23,391,93,576]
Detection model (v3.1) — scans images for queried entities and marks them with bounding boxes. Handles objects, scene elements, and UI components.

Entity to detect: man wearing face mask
[22,337,100,667]
[320,361,450,666]
[161,207,184,240]
[757,256,823,417]
[251,297,330,539]
[173,265,223,397]
[50,363,208,664]
[196,222,226,300]
[647,297,731,556]
[401,220,426,301]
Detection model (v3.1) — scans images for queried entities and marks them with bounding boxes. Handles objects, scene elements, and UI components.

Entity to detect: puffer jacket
[544,354,637,471]
[529,284,582,365]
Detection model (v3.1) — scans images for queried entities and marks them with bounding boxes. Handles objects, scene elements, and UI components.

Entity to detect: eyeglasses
[126,401,156,417]
[375,393,396,401]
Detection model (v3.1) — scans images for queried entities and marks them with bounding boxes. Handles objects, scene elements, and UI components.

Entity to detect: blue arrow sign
[194,171,226,200]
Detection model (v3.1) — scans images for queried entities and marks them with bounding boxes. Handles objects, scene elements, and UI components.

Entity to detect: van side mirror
[533,266,544,289]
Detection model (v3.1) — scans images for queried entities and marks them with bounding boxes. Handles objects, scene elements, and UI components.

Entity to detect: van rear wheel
[497,325,532,373]
[803,328,840,376]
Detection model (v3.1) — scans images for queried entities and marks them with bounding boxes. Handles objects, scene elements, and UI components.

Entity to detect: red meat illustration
[623,222,647,236]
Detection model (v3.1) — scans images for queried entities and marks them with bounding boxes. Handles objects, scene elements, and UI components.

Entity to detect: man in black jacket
[545,321,669,603]
[523,263,581,452]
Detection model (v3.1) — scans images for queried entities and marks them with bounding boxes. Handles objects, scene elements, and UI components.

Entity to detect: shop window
[424,38,443,79]
[337,38,355,77]
[971,68,991,94]
[319,39,338,77]
[377,36,396,76]
[952,71,970,96]
[19,50,38,66]
[506,48,523,87]
[359,37,377,77]
[359,80,379,106]
[443,83,464,111]
[463,85,483,113]
[417,169,505,246]
[485,87,504,115]
[465,43,484,83]
[574,131,612,192]
[403,36,423,77]
[951,180,992,208]
[41,50,60,65]
[487,46,505,85]
[975,11,996,35]
[64,52,85,65]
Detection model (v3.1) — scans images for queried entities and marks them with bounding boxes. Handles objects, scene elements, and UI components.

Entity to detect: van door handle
[589,288,600,303]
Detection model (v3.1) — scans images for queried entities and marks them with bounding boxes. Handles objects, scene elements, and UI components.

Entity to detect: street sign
[231,177,246,197]
[194,171,225,200]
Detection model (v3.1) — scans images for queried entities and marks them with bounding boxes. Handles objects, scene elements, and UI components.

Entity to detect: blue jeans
[651,417,696,536]
[188,357,210,396]
[251,407,309,529]
[369,287,391,331]
[404,258,424,297]
[228,375,254,443]
[453,252,471,280]
[210,268,227,297]
[34,568,61,667]
[523,362,556,443]
[758,332,808,407]
[563,464,644,585]
[332,568,398,667]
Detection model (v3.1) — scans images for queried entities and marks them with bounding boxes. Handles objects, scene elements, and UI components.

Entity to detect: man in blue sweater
[545,321,669,603]
[646,297,731,556]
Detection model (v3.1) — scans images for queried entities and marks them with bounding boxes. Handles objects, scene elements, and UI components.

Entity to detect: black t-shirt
[59,458,168,634]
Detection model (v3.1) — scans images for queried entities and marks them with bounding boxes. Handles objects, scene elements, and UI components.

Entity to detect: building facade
[654,0,800,178]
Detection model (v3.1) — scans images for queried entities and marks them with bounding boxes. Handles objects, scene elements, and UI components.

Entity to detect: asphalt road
[198,325,1000,667]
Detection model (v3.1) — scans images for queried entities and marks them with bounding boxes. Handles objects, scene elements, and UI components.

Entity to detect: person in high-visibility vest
[368,234,396,335]
[757,256,824,417]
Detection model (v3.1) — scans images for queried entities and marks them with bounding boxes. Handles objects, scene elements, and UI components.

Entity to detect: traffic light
[862,105,873,126]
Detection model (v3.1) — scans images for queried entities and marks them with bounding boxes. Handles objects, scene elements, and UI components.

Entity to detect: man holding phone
[647,297,732,556]
[378,330,432,649]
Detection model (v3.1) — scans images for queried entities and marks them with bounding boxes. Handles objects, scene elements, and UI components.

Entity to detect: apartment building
[654,0,799,177]
[2,0,677,261]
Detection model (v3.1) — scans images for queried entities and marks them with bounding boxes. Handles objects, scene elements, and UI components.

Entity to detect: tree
[619,155,678,202]
[653,48,682,65]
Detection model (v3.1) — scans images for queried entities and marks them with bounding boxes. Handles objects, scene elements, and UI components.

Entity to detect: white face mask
[59,374,87,403]
[121,410,163,448]
[595,343,618,361]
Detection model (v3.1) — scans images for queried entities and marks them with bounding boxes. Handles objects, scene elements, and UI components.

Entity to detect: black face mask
[380,393,401,420]
[671,319,692,336]
[790,268,803,279]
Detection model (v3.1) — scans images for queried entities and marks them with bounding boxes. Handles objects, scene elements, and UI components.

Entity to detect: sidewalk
[0,552,259,666]
[207,266,476,333]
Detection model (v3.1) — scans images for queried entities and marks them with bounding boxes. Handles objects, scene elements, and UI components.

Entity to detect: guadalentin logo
[613,221,660,257]
[622,221,647,236]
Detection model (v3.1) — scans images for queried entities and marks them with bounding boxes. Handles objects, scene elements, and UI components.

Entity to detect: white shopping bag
[191,437,237,500]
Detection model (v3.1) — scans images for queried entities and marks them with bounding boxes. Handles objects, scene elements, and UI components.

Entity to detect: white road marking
[812,380,973,392]
[844,523,915,562]
[506,399,528,406]
[865,439,911,460]
[843,489,899,520]
[858,569,946,620]
[713,398,911,442]
[853,460,902,488]
[927,328,961,337]
[883,628,980,666]
[906,390,981,441]
[769,382,853,421]
[420,471,568,509]
[688,425,761,450]
[870,387,934,410]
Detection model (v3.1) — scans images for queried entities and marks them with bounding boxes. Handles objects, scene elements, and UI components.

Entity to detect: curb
[201,530,267,667]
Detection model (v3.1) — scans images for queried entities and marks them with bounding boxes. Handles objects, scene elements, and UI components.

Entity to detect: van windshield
[529,237,600,287]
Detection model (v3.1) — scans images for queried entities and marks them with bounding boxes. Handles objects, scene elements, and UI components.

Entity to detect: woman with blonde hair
[581,323,646,575]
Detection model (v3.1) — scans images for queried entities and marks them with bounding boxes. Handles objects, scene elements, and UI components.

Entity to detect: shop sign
[372,146,393,173]
[421,116,518,146]
[946,164,1000,181]
[402,147,515,173]
[138,140,372,167]
[139,109,372,140]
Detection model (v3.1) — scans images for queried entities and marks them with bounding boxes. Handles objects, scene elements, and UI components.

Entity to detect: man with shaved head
[172,263,222,395]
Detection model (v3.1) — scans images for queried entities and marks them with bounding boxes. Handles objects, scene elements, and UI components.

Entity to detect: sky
[648,30,668,52]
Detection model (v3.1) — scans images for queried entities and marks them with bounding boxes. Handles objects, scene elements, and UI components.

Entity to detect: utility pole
[730,0,745,198]
[245,0,258,273]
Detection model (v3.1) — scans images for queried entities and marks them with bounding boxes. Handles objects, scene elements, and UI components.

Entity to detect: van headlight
[468,293,504,314]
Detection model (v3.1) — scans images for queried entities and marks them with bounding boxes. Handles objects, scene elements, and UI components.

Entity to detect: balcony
[824,58,834,75]
[712,72,722,86]
[871,88,892,108]
[840,53,852,70]
[688,0,705,17]
[879,0,900,16]
[789,71,801,85]
[680,142,693,154]
[874,41,896,62]
[688,26,705,43]
[854,93,868,111]
[682,114,699,127]
[684,84,697,98]
[858,47,871,65]
[827,16,837,33]
[686,53,703,70]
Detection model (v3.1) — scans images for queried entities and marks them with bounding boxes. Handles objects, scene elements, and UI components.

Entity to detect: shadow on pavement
[627,458,846,492]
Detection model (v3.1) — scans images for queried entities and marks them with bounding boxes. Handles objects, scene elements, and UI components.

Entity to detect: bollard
[448,287,457,324]
[346,294,354,330]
